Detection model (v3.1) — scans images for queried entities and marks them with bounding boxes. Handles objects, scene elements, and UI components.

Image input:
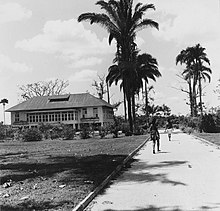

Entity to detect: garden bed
[0,135,148,211]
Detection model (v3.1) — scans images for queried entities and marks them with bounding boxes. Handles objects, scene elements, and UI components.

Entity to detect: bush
[80,127,90,139]
[98,126,107,139]
[201,114,217,133]
[22,128,42,142]
[62,125,75,140]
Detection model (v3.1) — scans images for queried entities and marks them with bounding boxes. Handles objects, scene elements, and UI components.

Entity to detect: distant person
[149,117,160,154]
[165,118,173,141]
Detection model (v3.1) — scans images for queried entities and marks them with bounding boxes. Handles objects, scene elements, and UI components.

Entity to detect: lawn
[193,133,220,146]
[0,135,148,211]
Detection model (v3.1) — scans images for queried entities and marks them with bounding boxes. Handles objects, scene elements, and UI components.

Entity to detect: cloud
[146,0,220,45]
[16,19,115,68]
[69,57,102,68]
[69,69,97,82]
[0,54,32,73]
[0,3,32,24]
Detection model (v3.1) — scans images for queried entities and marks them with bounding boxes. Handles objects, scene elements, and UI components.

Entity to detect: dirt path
[86,132,220,211]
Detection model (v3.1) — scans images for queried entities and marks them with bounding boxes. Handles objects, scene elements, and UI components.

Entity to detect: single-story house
[6,93,114,130]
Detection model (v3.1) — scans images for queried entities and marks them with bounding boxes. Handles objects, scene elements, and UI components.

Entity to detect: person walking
[165,118,173,141]
[149,117,160,154]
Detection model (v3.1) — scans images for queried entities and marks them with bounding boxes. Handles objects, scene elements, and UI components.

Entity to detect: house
[6,93,114,130]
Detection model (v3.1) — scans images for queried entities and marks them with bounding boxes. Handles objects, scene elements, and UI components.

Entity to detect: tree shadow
[103,204,220,211]
[104,205,183,211]
[117,159,188,186]
[0,199,74,211]
[0,154,127,186]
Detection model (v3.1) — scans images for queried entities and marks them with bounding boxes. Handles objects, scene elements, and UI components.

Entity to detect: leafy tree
[18,79,69,100]
[78,0,159,133]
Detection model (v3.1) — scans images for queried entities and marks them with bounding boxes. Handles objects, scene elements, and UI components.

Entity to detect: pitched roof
[6,93,113,112]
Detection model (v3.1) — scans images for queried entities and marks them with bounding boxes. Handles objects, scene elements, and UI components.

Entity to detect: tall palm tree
[106,52,161,129]
[176,44,211,117]
[0,98,8,125]
[78,0,159,132]
[131,53,161,125]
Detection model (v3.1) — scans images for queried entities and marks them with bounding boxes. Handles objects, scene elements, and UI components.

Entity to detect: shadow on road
[117,159,188,186]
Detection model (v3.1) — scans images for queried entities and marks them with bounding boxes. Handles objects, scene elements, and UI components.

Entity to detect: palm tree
[78,0,159,132]
[176,44,211,117]
[131,53,161,125]
[106,52,161,129]
[0,98,8,125]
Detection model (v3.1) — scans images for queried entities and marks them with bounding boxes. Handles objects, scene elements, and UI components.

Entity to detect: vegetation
[22,128,43,142]
[78,0,160,133]
[176,43,212,117]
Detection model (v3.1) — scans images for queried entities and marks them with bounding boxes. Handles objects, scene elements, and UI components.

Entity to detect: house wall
[10,106,114,129]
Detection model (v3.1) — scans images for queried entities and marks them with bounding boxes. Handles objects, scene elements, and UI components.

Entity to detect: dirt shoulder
[0,135,147,211]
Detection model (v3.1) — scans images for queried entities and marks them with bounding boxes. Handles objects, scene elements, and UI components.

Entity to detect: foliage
[98,126,108,139]
[0,124,6,140]
[22,128,42,142]
[133,126,144,136]
[18,79,69,100]
[80,127,91,139]
[78,0,159,133]
[201,114,217,133]
[176,43,211,117]
[62,125,75,140]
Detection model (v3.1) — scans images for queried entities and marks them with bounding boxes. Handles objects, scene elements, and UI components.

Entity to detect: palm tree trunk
[107,81,110,104]
[123,90,127,121]
[145,81,149,123]
[132,92,136,130]
[3,104,5,125]
[188,79,194,117]
[199,76,203,116]
[127,96,133,133]
[192,77,198,117]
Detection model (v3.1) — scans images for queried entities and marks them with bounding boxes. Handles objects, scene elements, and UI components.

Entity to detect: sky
[0,0,220,124]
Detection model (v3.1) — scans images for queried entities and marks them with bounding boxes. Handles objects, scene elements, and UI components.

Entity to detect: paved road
[86,131,220,211]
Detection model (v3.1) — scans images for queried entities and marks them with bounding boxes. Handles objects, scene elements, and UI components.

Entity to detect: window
[48,95,70,102]
[82,108,87,118]
[93,108,98,118]
[15,113,20,122]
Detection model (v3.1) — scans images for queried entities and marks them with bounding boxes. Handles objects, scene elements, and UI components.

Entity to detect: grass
[193,133,220,146]
[0,135,148,211]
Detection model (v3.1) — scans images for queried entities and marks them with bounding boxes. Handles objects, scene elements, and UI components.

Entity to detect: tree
[176,44,211,117]
[18,79,69,100]
[78,0,159,133]
[0,98,8,125]
[92,75,108,100]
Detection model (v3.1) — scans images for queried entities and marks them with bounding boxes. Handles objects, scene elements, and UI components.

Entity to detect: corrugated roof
[6,93,113,112]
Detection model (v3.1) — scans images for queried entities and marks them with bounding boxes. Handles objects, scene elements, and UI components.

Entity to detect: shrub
[133,126,144,136]
[98,126,107,139]
[80,127,90,139]
[201,114,217,133]
[22,128,42,142]
[62,125,75,140]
